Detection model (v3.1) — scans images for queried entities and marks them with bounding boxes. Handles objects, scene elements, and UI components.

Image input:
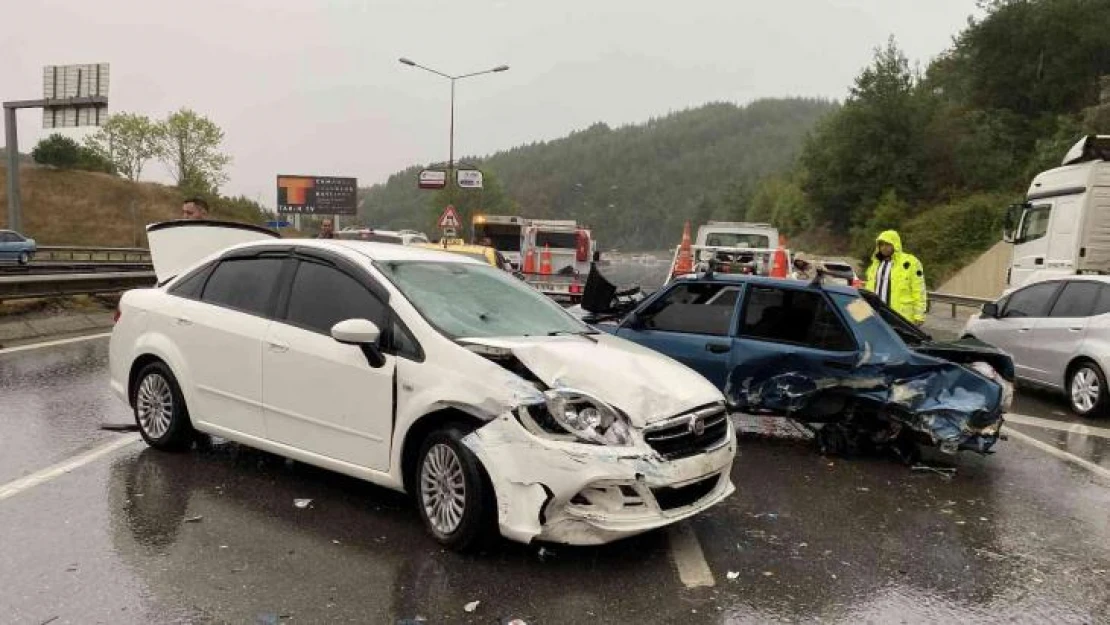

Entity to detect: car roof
[232,238,484,264]
[417,243,495,254]
[672,272,858,295]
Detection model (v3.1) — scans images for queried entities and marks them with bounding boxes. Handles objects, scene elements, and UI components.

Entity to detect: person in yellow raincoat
[864,230,927,325]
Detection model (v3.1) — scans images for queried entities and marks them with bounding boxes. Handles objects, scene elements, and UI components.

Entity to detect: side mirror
[1002,203,1025,244]
[981,302,1000,319]
[331,318,386,368]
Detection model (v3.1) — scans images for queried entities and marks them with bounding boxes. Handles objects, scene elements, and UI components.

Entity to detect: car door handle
[267,341,289,353]
[1069,327,1083,332]
[1034,257,1044,266]
[175,316,192,326]
[1019,327,1032,333]
[705,343,730,354]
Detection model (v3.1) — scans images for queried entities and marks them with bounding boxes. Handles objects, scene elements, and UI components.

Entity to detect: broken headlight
[518,388,633,446]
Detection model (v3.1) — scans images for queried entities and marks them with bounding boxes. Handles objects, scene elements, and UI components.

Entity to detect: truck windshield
[536,231,578,249]
[703,233,771,249]
[376,260,589,339]
[474,224,521,252]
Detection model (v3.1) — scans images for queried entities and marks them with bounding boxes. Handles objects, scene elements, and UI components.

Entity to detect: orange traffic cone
[769,245,789,278]
[523,248,536,274]
[540,244,552,275]
[673,221,693,276]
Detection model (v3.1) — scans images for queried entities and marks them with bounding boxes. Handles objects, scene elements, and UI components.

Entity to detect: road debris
[912,464,957,479]
[727,571,740,580]
[184,515,204,523]
[99,423,139,432]
[464,600,481,613]
[294,499,313,509]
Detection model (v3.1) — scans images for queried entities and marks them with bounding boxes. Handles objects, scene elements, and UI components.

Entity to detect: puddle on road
[1006,421,1110,470]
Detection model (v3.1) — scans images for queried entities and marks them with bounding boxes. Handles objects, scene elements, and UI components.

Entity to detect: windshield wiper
[548,329,600,342]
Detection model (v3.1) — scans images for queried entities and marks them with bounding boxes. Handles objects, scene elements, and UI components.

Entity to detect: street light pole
[398,57,508,179]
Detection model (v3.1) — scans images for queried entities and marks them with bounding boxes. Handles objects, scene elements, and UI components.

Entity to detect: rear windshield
[536,231,578,249]
[474,224,522,252]
[703,232,771,249]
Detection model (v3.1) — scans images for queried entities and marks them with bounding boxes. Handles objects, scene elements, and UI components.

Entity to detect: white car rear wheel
[1069,363,1108,418]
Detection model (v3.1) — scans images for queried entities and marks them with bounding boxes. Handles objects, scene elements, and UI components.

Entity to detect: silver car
[963,275,1110,417]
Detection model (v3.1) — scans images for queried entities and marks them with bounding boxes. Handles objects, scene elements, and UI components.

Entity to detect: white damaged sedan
[109,221,736,550]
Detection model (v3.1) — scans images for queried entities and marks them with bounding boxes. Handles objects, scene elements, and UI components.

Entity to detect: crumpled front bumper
[462,413,737,546]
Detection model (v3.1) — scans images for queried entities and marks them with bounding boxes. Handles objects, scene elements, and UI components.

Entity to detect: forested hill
[358,98,837,249]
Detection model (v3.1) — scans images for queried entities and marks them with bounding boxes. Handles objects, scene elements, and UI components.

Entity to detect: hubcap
[420,443,467,535]
[1071,368,1100,413]
[136,373,174,438]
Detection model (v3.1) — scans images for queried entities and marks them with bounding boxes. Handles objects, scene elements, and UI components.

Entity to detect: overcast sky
[2,0,983,207]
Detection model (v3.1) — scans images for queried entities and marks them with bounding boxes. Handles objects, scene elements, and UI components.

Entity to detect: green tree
[84,113,160,181]
[32,133,115,174]
[801,37,928,233]
[155,108,232,192]
[32,134,81,169]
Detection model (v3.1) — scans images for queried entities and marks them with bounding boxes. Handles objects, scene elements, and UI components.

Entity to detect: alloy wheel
[1071,367,1101,414]
[137,373,174,438]
[420,443,467,535]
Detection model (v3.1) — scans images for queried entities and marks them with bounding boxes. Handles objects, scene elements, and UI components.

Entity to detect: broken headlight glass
[517,388,633,446]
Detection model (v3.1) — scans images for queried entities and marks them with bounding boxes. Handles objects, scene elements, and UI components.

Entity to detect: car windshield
[828,292,912,364]
[377,260,590,339]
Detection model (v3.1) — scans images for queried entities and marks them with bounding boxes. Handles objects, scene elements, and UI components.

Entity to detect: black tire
[412,425,497,552]
[1067,361,1110,419]
[17,251,30,265]
[132,361,196,451]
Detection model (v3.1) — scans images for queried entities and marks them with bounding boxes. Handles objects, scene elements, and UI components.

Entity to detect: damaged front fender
[462,413,736,545]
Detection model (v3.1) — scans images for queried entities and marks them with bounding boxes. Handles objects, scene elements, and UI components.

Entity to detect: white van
[1004,135,1110,288]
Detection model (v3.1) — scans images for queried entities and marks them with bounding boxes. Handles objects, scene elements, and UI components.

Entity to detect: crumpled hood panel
[460,334,722,426]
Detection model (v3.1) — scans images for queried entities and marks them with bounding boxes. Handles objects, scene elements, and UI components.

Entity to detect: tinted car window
[1049,281,1101,318]
[1094,285,1110,316]
[201,258,283,317]
[285,261,386,335]
[0,232,15,243]
[168,263,214,300]
[741,287,855,351]
[642,283,740,336]
[535,232,578,249]
[1003,281,1060,318]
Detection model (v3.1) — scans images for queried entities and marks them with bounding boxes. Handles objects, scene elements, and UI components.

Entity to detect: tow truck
[665,221,792,285]
[472,214,599,303]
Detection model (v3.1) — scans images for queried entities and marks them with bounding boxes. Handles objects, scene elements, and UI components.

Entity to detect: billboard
[276,175,358,215]
[42,63,110,128]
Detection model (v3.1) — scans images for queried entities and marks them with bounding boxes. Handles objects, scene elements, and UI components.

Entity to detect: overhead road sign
[419,169,447,190]
[42,63,110,128]
[456,169,483,189]
[276,175,358,215]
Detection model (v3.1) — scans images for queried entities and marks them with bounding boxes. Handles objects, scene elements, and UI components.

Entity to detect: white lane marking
[1006,427,1110,482]
[668,522,715,588]
[1005,412,1110,441]
[0,332,111,355]
[0,434,141,502]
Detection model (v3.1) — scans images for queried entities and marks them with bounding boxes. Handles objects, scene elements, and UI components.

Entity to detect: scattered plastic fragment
[912,464,957,479]
[220,545,229,549]
[857,487,870,492]
[727,571,740,580]
[798,542,808,548]
[505,620,528,625]
[464,601,480,613]
[979,517,989,521]
[763,571,774,577]
[184,515,204,523]
[332,540,341,545]
[294,499,312,509]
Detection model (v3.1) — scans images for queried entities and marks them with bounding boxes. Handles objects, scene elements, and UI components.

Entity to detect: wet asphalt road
[3,336,1110,624]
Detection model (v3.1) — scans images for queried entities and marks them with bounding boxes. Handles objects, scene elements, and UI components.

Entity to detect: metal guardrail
[34,246,151,263]
[0,271,156,301]
[927,291,992,318]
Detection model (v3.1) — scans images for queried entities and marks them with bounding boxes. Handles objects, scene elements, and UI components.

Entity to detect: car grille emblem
[689,415,706,437]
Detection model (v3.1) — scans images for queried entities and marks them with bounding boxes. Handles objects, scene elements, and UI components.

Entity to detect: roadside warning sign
[438,205,461,229]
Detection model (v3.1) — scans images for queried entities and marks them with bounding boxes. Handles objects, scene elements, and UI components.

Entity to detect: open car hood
[147,220,280,283]
[459,334,722,426]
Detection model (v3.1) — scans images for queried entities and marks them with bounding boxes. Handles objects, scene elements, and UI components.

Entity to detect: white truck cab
[1004,135,1110,289]
[695,221,780,249]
